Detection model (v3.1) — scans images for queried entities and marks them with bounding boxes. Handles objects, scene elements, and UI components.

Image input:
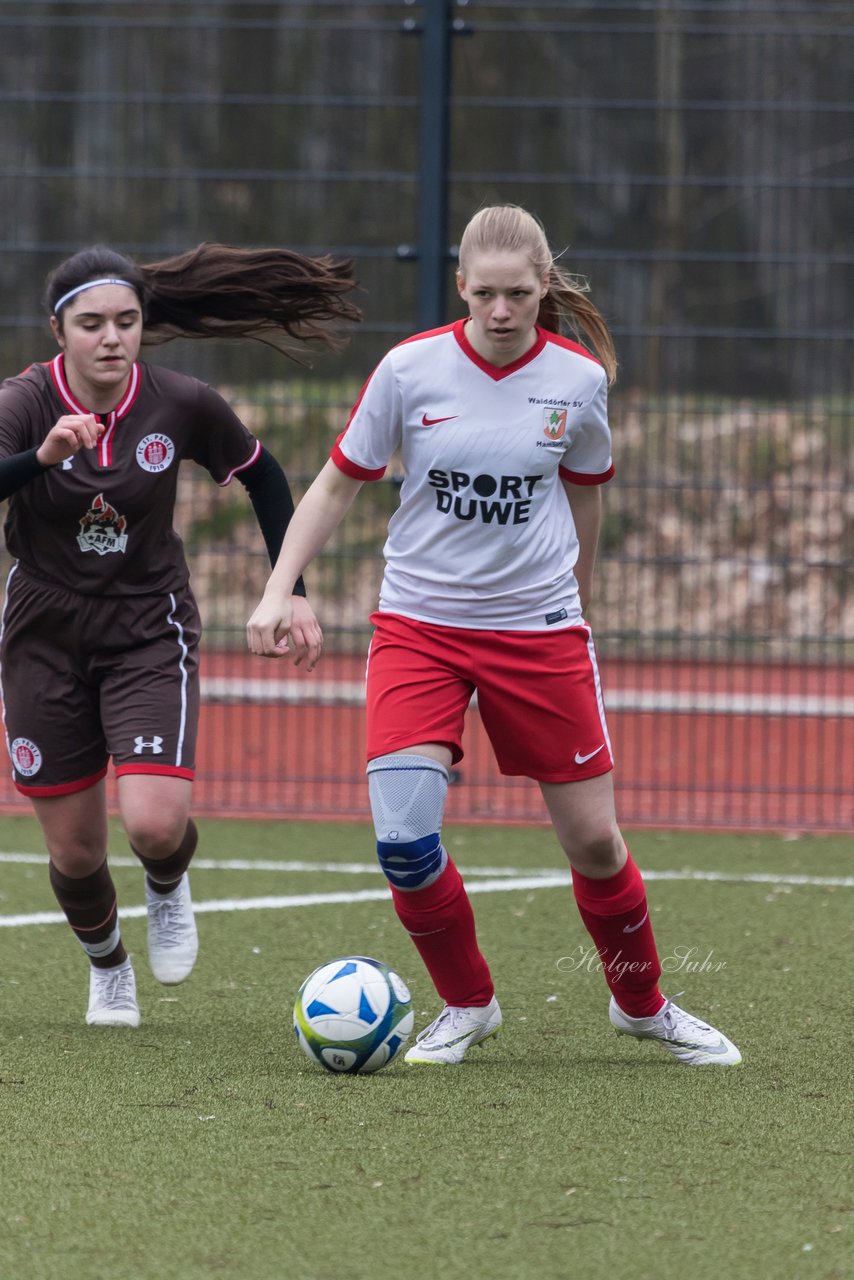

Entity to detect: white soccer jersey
[332,319,614,630]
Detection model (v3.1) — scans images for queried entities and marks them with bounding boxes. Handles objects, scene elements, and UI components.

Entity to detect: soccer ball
[293,956,414,1074]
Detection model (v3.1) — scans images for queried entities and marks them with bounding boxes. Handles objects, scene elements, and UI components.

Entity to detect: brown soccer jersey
[0,355,260,595]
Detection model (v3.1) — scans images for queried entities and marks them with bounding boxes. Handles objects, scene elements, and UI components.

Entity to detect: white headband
[53,277,137,314]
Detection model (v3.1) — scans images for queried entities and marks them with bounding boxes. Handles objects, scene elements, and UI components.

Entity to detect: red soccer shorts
[365,611,614,783]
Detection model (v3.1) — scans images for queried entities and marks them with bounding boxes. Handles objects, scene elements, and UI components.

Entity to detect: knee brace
[367,753,449,891]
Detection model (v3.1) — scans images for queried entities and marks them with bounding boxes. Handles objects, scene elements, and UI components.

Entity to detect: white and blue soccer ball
[293,956,414,1074]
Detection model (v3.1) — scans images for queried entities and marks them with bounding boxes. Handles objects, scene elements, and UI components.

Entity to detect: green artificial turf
[0,816,851,1279]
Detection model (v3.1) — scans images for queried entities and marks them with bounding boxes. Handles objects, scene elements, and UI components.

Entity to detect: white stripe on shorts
[166,593,190,768]
[0,564,17,776]
[582,623,614,764]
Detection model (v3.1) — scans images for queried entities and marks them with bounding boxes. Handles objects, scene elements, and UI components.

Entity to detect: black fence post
[416,0,453,330]
[401,0,472,328]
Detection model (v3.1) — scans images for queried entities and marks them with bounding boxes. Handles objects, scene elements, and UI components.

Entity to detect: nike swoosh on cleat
[421,413,458,426]
[428,1026,497,1049]
[673,1038,732,1055]
[623,910,649,934]
[574,744,605,765]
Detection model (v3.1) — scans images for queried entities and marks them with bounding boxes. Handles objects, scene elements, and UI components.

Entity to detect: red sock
[390,859,494,1007]
[571,851,664,1018]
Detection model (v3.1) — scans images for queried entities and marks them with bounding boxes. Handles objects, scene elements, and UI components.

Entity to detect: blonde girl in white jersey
[247,205,741,1069]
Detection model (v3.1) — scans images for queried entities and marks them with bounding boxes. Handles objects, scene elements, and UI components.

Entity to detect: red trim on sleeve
[329,364,389,481]
[559,463,615,485]
[330,437,386,481]
[219,438,262,487]
[14,765,109,798]
[114,764,196,780]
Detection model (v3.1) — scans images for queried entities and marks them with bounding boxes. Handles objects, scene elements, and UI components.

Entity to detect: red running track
[1,653,851,833]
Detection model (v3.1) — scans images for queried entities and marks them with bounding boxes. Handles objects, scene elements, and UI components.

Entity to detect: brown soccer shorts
[1,567,201,796]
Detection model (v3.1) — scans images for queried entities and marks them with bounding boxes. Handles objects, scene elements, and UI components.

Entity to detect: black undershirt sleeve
[0,447,52,502]
[236,445,307,596]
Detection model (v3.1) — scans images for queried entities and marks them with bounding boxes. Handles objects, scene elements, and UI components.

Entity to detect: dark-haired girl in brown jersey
[0,243,361,1027]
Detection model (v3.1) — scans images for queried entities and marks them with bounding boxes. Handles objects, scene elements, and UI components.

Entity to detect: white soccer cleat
[404,996,502,1065]
[86,958,140,1028]
[145,873,199,985]
[609,994,742,1066]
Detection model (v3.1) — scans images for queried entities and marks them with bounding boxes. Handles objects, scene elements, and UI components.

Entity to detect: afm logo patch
[77,493,128,556]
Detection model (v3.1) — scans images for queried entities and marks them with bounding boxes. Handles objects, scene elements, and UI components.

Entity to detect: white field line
[0,852,544,877]
[0,853,850,929]
[201,677,854,718]
[0,877,570,928]
[1,851,852,888]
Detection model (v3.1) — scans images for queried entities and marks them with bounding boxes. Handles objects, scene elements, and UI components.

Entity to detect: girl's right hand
[37,414,103,466]
[246,591,294,659]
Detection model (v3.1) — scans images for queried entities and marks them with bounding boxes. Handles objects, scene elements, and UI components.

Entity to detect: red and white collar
[49,353,140,467]
[453,318,547,381]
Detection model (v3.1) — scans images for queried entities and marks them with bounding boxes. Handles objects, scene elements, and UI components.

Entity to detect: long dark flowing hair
[457,205,617,384]
[44,243,362,362]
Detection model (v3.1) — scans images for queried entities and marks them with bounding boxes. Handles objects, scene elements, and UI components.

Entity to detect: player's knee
[377,831,447,891]
[46,846,106,877]
[124,813,189,859]
[563,823,624,875]
[367,753,449,891]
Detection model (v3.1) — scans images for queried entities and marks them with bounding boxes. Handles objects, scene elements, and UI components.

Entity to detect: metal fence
[0,1,851,831]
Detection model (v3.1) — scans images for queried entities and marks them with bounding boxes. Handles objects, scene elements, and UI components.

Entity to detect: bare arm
[562,480,603,614]
[246,458,364,659]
